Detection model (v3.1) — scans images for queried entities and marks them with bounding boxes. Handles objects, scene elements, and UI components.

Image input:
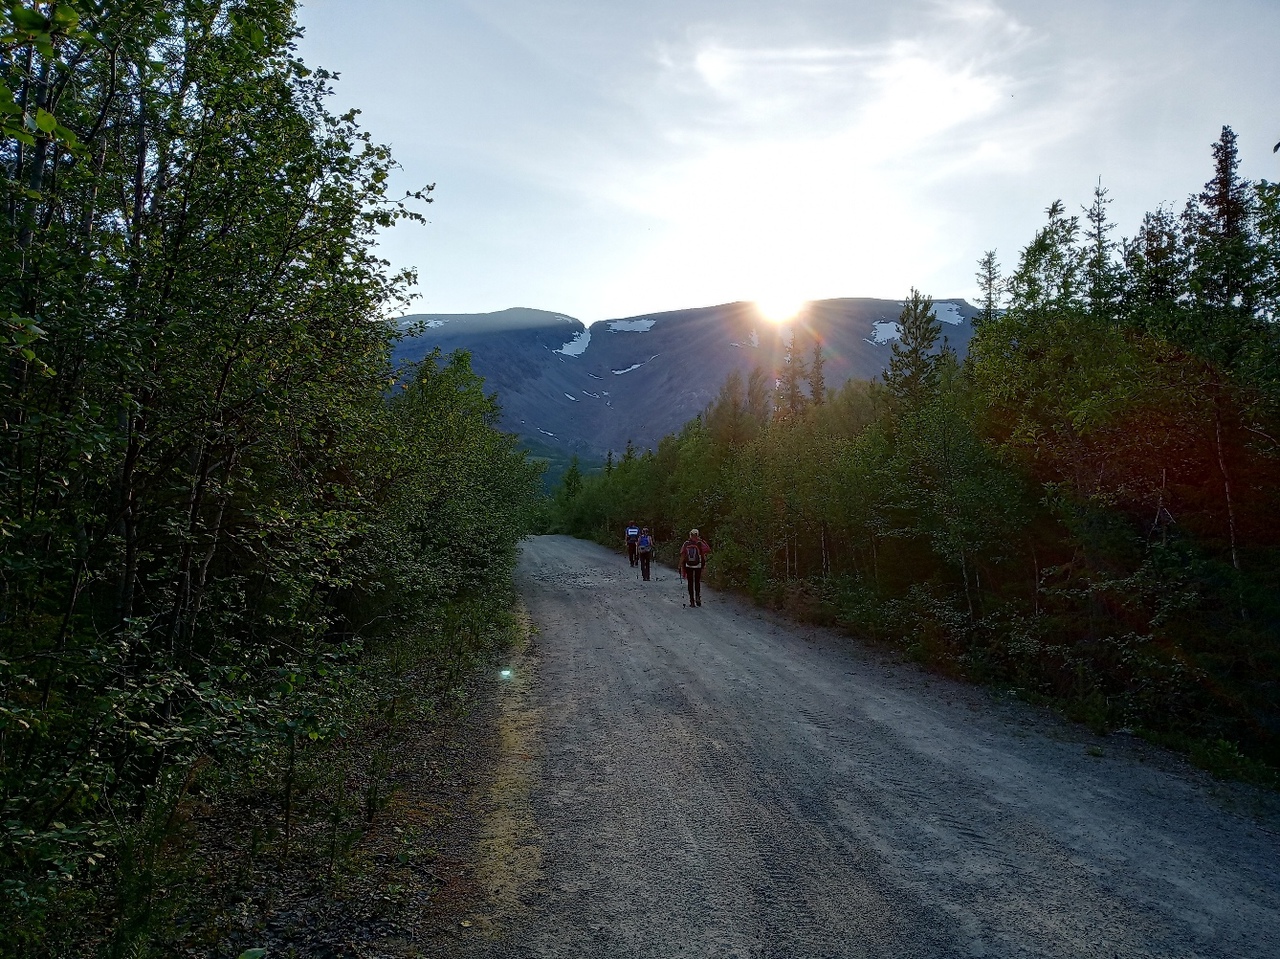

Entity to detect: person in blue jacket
[637,527,655,581]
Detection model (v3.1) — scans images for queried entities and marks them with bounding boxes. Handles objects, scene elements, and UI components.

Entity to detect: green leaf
[53,123,82,149]
[35,108,56,133]
[9,9,49,33]
[51,6,80,28]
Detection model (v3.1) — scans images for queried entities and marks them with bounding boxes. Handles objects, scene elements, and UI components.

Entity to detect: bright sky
[295,0,1280,324]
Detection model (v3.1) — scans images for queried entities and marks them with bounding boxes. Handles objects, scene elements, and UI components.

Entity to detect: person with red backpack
[677,528,710,607]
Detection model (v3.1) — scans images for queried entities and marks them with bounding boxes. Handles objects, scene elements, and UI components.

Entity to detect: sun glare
[755,297,807,323]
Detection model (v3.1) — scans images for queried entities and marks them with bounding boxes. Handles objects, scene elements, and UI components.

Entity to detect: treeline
[554,127,1280,780]
[1,1,539,950]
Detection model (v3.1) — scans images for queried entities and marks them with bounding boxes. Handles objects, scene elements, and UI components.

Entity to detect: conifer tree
[1121,206,1185,336]
[563,455,583,499]
[1179,126,1263,579]
[1180,125,1262,370]
[975,250,1003,328]
[775,334,808,420]
[707,369,750,447]
[886,288,941,407]
[746,366,773,424]
[1084,179,1122,321]
[809,337,826,405]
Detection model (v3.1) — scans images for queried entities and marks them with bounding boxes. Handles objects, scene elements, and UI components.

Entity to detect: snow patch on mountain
[871,321,900,344]
[555,328,591,356]
[608,319,656,333]
[612,354,661,375]
[538,429,556,437]
[564,393,579,401]
[398,316,446,329]
[936,303,964,325]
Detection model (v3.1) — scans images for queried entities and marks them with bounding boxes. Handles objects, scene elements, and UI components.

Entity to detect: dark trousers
[686,566,702,605]
[640,551,652,580]
[627,541,638,566]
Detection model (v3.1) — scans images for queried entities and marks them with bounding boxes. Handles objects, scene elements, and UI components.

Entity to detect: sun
[754,296,808,324]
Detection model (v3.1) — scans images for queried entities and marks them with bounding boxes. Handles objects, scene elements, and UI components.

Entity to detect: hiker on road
[637,527,655,581]
[625,521,641,567]
[678,528,709,607]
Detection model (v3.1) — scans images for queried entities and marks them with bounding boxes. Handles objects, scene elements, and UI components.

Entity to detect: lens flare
[754,296,807,323]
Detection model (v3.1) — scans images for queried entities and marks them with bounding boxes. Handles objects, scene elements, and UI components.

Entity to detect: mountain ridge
[392,297,977,462]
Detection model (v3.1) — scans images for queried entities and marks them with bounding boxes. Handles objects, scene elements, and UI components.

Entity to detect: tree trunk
[1212,392,1247,622]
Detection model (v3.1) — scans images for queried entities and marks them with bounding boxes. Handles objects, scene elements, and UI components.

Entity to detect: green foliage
[0,1,541,949]
[974,250,1003,328]
[885,287,943,408]
[551,128,1280,784]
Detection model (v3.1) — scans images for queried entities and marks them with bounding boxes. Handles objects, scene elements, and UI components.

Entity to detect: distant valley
[392,298,977,467]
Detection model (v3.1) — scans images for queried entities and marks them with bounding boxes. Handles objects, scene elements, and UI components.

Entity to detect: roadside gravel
[434,535,1280,958]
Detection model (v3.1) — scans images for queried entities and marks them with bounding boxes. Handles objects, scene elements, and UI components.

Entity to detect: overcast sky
[295,0,1280,323]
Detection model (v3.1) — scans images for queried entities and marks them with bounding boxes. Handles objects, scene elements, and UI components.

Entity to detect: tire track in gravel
[442,535,1280,958]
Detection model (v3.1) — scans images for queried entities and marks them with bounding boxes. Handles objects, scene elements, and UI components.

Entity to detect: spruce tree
[1084,179,1121,322]
[563,455,583,499]
[746,366,773,424]
[1121,206,1185,336]
[707,369,749,447]
[975,250,1002,328]
[886,288,941,407]
[776,334,808,420]
[1181,125,1261,370]
[809,337,826,405]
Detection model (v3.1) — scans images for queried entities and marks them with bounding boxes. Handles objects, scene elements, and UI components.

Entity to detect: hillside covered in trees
[553,127,1280,782]
[1,2,541,952]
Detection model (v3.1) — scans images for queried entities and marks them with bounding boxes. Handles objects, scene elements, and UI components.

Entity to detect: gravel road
[445,535,1280,958]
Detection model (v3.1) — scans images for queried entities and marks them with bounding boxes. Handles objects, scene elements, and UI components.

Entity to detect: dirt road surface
[441,535,1280,958]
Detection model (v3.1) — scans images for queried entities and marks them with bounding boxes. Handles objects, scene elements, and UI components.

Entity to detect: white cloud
[297,0,1280,319]
[586,3,1066,308]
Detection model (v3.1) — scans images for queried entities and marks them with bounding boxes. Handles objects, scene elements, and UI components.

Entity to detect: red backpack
[683,541,704,568]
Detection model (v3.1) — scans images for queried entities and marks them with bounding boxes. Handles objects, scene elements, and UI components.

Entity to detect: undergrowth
[8,594,524,958]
